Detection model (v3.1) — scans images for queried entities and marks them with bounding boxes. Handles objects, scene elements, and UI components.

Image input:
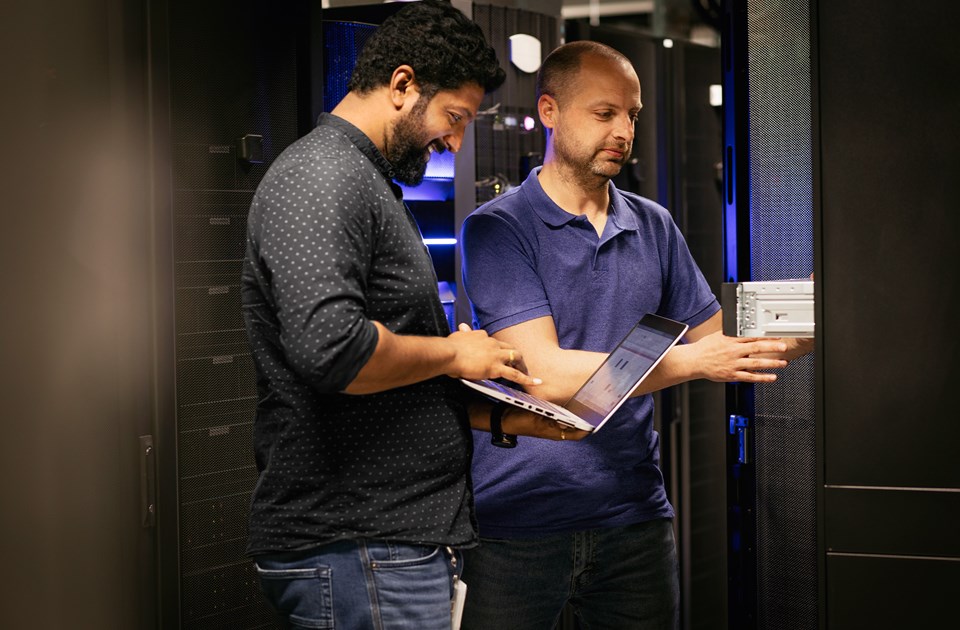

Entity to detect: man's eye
[449,113,463,124]
[597,111,613,119]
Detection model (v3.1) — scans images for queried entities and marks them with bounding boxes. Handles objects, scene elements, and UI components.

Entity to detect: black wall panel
[826,555,960,629]
[824,487,960,558]
[816,2,960,627]
[818,1,960,489]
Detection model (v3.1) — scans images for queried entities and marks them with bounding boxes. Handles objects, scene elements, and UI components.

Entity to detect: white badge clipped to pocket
[451,575,467,630]
[447,545,468,630]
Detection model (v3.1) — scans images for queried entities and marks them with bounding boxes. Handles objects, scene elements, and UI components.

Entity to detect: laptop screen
[563,315,687,427]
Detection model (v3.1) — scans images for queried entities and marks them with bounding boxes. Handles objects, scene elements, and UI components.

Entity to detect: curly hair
[347,0,505,97]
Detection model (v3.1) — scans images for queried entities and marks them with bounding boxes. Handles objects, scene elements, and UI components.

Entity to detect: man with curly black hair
[242,2,582,628]
[342,0,505,186]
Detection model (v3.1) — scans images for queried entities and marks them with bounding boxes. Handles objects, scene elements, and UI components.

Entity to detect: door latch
[728,415,750,464]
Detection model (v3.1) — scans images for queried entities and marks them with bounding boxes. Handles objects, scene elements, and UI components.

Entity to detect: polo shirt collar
[609,187,640,231]
[522,166,640,233]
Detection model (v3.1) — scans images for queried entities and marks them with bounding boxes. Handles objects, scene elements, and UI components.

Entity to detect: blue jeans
[255,539,462,629]
[461,519,679,630]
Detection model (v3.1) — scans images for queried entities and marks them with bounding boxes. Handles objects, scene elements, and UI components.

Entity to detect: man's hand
[747,272,815,361]
[344,321,539,395]
[752,335,815,362]
[674,331,789,383]
[447,323,541,387]
[469,402,589,441]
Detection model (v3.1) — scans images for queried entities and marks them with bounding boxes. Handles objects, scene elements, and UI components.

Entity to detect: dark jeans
[255,539,461,629]
[461,518,679,630]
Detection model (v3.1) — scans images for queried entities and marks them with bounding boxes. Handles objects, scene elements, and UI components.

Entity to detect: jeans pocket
[364,544,452,630]
[255,562,334,629]
[368,542,441,568]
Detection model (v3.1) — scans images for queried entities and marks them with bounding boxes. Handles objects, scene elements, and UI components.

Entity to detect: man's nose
[614,114,635,142]
[444,128,466,153]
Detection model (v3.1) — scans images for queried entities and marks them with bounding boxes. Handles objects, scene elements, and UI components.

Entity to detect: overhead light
[509,34,542,73]
[560,1,655,19]
[710,84,723,107]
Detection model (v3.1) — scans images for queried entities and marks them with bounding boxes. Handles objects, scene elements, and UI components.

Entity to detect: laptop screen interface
[565,323,680,426]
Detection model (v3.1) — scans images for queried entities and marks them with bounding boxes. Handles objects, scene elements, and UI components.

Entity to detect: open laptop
[461,313,688,433]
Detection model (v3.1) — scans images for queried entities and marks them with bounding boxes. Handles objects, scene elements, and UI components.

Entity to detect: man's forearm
[343,321,456,394]
[343,321,538,395]
[630,344,700,395]
[525,345,695,402]
[519,346,604,403]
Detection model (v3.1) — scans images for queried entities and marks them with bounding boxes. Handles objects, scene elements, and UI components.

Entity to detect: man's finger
[748,340,788,354]
[748,358,788,370]
[503,366,542,386]
[556,425,590,441]
[737,371,778,383]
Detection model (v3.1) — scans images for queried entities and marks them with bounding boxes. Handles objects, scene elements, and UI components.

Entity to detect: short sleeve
[461,211,553,334]
[658,215,720,328]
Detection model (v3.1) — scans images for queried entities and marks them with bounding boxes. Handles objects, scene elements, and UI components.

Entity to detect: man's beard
[384,97,443,186]
[554,131,631,187]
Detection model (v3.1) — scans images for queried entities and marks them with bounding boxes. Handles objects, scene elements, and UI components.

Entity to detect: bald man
[460,41,807,629]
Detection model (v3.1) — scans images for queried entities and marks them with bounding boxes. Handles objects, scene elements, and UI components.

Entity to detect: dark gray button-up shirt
[242,113,476,554]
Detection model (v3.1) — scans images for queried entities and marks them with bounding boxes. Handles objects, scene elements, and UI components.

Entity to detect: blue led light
[400,179,454,201]
[422,238,457,246]
[424,150,455,179]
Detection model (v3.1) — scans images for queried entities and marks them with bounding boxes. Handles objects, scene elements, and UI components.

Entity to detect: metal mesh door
[745,1,817,628]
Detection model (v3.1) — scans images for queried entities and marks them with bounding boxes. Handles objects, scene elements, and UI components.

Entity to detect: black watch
[489,402,518,448]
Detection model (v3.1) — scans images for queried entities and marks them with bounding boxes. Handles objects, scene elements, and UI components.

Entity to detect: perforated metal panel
[167,1,300,627]
[472,4,559,203]
[745,1,817,628]
[323,21,377,113]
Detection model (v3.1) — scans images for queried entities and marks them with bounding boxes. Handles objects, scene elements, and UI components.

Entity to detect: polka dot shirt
[242,113,477,555]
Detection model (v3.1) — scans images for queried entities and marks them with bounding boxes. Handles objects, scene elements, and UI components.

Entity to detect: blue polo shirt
[460,167,719,537]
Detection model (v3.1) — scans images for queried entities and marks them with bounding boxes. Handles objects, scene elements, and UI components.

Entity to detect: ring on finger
[508,349,515,364]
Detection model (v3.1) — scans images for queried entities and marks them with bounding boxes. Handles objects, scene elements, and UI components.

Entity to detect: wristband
[489,402,518,448]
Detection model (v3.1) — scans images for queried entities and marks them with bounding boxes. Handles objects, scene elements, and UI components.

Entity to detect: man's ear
[538,93,557,131]
[390,65,419,110]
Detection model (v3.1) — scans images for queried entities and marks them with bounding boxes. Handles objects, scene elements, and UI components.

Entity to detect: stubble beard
[554,132,631,190]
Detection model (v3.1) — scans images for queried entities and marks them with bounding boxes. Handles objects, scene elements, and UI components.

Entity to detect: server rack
[151,1,316,627]
[724,0,960,628]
